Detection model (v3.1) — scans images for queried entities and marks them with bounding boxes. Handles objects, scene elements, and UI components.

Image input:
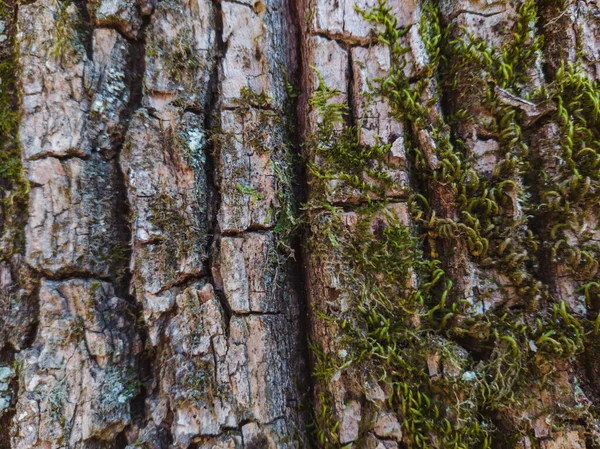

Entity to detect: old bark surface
[1,0,600,448]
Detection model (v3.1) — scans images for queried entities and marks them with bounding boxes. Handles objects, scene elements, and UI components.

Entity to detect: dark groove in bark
[313,30,376,47]
[113,12,152,444]
[526,0,563,304]
[221,227,277,237]
[433,8,483,307]
[294,0,321,444]
[71,0,94,59]
[25,152,92,162]
[286,0,313,434]
[205,0,229,335]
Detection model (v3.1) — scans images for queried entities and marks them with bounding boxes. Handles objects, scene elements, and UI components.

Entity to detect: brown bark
[1,0,600,448]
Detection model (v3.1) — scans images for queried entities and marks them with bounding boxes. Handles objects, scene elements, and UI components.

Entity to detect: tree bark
[1,0,600,448]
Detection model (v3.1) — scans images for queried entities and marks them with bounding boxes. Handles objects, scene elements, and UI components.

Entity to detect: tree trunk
[1,0,600,447]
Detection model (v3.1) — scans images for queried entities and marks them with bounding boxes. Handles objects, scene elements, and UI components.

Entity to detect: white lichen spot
[461,371,477,382]
[187,128,205,153]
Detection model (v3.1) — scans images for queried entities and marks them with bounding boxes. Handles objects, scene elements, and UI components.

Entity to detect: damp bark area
[2,0,600,448]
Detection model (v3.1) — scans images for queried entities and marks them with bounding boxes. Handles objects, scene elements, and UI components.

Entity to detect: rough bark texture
[2,0,600,448]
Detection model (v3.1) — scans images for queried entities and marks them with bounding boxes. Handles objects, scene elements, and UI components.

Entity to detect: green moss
[0,0,27,260]
[530,62,600,278]
[306,73,395,200]
[89,280,102,297]
[163,28,204,83]
[236,184,265,205]
[51,0,89,62]
[235,86,273,110]
[307,0,600,447]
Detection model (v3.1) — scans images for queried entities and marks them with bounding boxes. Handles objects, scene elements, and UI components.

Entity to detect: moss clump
[148,190,206,275]
[531,62,600,280]
[0,0,27,260]
[163,29,204,83]
[308,0,600,447]
[50,0,90,62]
[236,183,265,205]
[306,74,396,201]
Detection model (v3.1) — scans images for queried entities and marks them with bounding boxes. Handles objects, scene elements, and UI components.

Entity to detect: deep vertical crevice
[125,18,150,116]
[290,0,319,441]
[70,0,94,59]
[293,0,315,432]
[205,0,229,330]
[523,0,564,303]
[111,12,153,439]
[283,0,313,435]
[113,12,151,298]
[345,46,356,129]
